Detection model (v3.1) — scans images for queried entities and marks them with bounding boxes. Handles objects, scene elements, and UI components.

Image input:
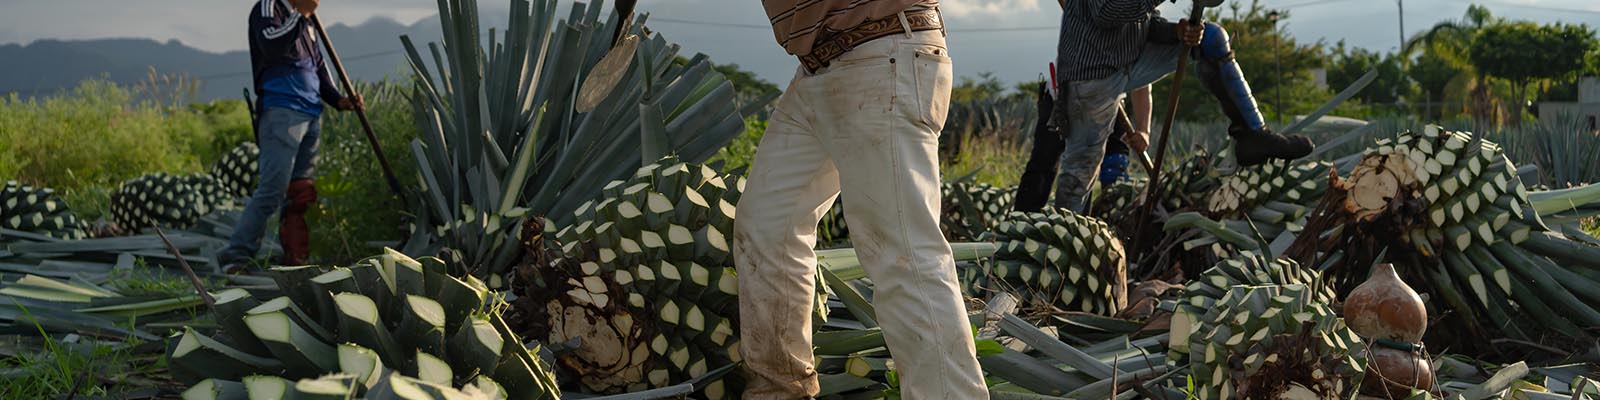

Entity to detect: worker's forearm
[1131,85,1152,133]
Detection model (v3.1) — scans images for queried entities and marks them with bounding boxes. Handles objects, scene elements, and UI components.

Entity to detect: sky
[2,0,1598,85]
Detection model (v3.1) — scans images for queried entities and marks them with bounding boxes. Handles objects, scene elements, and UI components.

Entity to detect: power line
[1275,0,1355,10]
[648,16,1058,32]
[1474,1,1600,15]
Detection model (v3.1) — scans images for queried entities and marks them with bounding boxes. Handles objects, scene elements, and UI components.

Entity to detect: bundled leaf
[166,249,560,399]
[941,181,1015,241]
[1168,284,1364,399]
[1,180,85,239]
[974,209,1127,315]
[1206,159,1331,231]
[1289,126,1600,342]
[110,173,212,231]
[516,156,824,398]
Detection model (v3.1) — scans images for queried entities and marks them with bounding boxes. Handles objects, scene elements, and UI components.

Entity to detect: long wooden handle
[309,15,407,202]
[1128,3,1206,258]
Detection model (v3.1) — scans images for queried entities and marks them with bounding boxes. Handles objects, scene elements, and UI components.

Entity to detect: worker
[1050,1,1313,212]
[735,0,988,398]
[219,0,361,272]
[1014,64,1151,212]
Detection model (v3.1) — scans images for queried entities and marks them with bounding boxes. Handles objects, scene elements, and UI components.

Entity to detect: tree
[1403,5,1500,123]
[1152,0,1333,124]
[1468,22,1598,125]
[1406,50,1459,120]
[1326,44,1416,114]
[952,72,1006,103]
[711,63,781,110]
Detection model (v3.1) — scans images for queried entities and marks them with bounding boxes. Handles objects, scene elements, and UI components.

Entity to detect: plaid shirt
[763,0,937,56]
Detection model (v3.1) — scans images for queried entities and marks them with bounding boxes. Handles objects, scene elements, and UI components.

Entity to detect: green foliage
[0,79,247,220]
[308,79,419,263]
[1326,45,1416,112]
[941,134,1024,188]
[713,63,780,110]
[952,72,1007,103]
[706,117,767,174]
[1470,22,1596,88]
[1407,50,1460,120]
[1154,0,1334,124]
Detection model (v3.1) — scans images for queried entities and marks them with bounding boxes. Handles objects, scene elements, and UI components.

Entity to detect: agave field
[5,0,1600,399]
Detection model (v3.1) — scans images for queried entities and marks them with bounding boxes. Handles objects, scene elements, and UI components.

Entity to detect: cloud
[940,0,1044,18]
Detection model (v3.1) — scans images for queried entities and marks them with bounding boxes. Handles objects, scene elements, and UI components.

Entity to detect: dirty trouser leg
[1052,75,1128,213]
[735,68,843,399]
[220,107,316,265]
[1013,82,1064,213]
[279,117,321,265]
[817,30,986,399]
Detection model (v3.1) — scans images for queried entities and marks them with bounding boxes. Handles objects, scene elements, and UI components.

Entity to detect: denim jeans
[1052,41,1184,212]
[219,106,321,264]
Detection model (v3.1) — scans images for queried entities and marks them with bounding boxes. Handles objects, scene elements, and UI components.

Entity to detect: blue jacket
[248,0,343,118]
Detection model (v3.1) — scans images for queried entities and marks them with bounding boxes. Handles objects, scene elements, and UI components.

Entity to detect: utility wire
[648,16,1059,32]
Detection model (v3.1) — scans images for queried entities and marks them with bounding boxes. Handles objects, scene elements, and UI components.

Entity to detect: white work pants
[734,29,988,399]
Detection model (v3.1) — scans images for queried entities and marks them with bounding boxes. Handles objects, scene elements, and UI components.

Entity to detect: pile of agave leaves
[5,1,1600,399]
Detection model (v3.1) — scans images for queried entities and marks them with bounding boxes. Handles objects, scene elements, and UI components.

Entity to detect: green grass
[304,79,420,263]
[942,134,1026,188]
[0,307,173,399]
[0,79,251,220]
[0,77,419,264]
[706,117,767,174]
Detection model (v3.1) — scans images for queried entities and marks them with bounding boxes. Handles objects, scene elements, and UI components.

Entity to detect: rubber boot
[1193,22,1312,167]
[279,178,316,265]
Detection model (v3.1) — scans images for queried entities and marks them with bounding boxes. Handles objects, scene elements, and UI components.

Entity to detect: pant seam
[888,45,956,397]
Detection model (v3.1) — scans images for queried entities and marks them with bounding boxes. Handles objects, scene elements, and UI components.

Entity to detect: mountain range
[0,16,447,101]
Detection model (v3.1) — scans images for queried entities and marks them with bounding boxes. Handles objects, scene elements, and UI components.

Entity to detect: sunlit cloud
[939,0,1044,18]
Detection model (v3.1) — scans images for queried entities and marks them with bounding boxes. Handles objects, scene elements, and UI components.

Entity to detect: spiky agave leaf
[166,249,560,399]
[399,0,750,284]
[516,155,811,398]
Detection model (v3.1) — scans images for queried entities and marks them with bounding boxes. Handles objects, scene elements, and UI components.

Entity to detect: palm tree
[1401,5,1501,123]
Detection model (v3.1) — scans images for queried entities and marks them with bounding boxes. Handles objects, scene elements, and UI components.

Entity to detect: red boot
[279,178,317,265]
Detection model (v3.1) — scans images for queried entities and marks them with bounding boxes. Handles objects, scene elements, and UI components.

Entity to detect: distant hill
[0,15,449,102]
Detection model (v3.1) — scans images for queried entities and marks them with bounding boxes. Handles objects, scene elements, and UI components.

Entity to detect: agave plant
[166,249,562,399]
[397,0,751,286]
[1,180,85,240]
[1289,126,1600,342]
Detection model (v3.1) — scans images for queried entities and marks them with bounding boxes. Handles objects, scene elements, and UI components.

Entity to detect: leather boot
[279,178,316,265]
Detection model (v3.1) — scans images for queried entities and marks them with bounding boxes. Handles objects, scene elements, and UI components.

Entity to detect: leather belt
[799,8,944,74]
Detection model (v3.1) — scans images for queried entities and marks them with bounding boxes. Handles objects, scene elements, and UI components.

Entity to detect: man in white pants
[735,1,988,399]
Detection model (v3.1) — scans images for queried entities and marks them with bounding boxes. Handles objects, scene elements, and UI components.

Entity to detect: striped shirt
[1056,0,1169,81]
[763,0,938,56]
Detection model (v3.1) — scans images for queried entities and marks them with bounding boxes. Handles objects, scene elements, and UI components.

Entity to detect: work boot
[1230,126,1314,167]
[279,178,316,265]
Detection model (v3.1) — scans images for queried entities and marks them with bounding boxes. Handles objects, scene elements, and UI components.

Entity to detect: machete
[576,0,642,113]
